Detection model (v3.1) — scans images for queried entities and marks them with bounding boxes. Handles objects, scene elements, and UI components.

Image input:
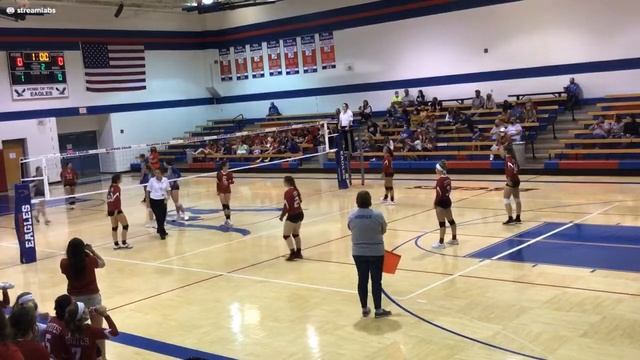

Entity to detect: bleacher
[545,93,640,171]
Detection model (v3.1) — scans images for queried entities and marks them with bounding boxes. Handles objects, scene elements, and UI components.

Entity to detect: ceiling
[28,0,196,11]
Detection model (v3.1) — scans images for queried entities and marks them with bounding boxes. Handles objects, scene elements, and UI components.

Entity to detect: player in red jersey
[148,146,160,171]
[502,145,522,225]
[381,146,395,204]
[279,176,304,261]
[107,175,131,250]
[44,294,72,360]
[216,161,235,227]
[60,162,79,210]
[64,302,119,360]
[431,160,458,250]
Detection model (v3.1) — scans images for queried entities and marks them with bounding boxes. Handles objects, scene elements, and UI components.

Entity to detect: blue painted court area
[112,332,235,360]
[467,223,640,272]
[0,194,89,216]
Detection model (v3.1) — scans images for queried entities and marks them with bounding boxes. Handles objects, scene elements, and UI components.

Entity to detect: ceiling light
[202,0,215,4]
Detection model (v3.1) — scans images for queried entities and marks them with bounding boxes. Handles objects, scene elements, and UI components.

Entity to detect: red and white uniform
[434,176,452,209]
[44,317,71,360]
[107,184,122,213]
[216,171,234,194]
[60,255,100,297]
[505,156,520,187]
[13,340,49,360]
[283,188,303,216]
[65,325,116,360]
[60,168,79,187]
[149,152,160,170]
[382,154,393,176]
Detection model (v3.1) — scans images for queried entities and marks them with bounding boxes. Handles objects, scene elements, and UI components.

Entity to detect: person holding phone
[60,237,107,358]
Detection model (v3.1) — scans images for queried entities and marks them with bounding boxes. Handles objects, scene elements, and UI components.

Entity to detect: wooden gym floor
[1,173,639,360]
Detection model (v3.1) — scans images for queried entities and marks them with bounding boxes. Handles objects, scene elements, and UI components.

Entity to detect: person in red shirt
[107,175,132,250]
[60,162,79,210]
[431,160,458,250]
[148,146,160,171]
[64,302,119,360]
[0,310,24,360]
[9,307,48,360]
[60,238,107,358]
[216,161,235,227]
[279,176,304,261]
[503,145,522,225]
[381,146,395,204]
[44,294,72,360]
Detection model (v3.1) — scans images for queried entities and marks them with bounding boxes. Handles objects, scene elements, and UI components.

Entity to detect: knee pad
[448,219,456,226]
[385,186,392,191]
[111,226,118,232]
[514,199,521,204]
[222,204,230,211]
[438,221,446,229]
[122,224,129,231]
[282,235,290,240]
[292,234,300,238]
[503,198,511,205]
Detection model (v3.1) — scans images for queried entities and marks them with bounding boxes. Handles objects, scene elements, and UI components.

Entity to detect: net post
[42,157,50,199]
[323,121,330,150]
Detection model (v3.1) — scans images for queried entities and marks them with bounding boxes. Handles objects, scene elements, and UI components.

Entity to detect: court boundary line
[399,204,618,300]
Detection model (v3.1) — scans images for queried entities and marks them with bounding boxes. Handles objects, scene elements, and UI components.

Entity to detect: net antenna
[20,120,338,203]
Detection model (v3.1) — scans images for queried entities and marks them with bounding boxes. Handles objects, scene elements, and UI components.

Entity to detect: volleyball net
[19,120,344,206]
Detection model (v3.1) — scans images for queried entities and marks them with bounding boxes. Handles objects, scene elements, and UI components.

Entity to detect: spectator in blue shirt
[564,77,582,120]
[267,102,282,117]
[400,124,413,139]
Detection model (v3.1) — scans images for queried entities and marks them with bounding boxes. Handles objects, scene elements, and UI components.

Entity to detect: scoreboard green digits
[8,51,69,100]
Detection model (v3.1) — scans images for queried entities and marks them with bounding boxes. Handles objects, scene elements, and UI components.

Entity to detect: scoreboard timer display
[7,51,69,100]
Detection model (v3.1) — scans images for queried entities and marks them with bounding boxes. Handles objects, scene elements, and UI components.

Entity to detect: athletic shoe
[446,239,459,246]
[362,307,371,318]
[35,216,40,224]
[285,252,296,261]
[294,249,303,259]
[374,309,392,318]
[226,220,233,227]
[160,234,166,240]
[120,243,133,249]
[431,243,446,250]
[113,243,121,250]
[503,218,515,225]
[387,201,396,206]
[182,214,190,221]
[380,197,388,204]
[514,216,522,224]
[0,282,15,290]
[44,220,51,226]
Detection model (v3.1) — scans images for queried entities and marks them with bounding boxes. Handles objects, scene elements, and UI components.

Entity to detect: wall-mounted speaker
[114,2,124,18]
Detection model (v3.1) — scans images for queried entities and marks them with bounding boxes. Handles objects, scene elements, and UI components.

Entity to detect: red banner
[283,37,299,76]
[267,40,282,77]
[234,45,248,81]
[219,48,232,81]
[300,35,317,74]
[319,32,336,70]
[250,43,264,79]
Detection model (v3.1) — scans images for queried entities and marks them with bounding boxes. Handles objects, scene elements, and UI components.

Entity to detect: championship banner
[300,35,318,74]
[219,48,233,82]
[250,43,265,79]
[14,183,37,264]
[282,37,300,75]
[234,45,249,81]
[319,32,337,70]
[335,134,350,190]
[267,40,282,77]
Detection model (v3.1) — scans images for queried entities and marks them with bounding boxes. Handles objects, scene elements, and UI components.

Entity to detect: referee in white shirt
[146,168,171,239]
[339,103,355,152]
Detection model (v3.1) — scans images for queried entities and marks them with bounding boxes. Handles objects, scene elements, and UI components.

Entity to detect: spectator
[609,117,625,138]
[471,89,485,110]
[365,118,379,137]
[43,295,73,360]
[391,91,402,106]
[410,107,423,128]
[416,90,427,106]
[623,116,639,137]
[400,124,413,140]
[287,138,301,153]
[429,97,443,112]
[398,106,410,127]
[506,119,523,142]
[589,118,609,139]
[501,100,513,112]
[498,106,512,124]
[359,100,373,122]
[0,310,22,360]
[444,108,457,125]
[11,292,48,341]
[60,238,108,357]
[9,307,49,360]
[490,119,506,141]
[484,93,497,110]
[564,77,582,120]
[347,190,391,319]
[267,102,281,117]
[64,302,119,360]
[339,103,356,152]
[510,102,524,121]
[523,99,537,123]
[236,141,250,156]
[401,89,415,107]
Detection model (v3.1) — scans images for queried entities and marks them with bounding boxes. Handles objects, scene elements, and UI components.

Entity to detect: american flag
[81,43,146,92]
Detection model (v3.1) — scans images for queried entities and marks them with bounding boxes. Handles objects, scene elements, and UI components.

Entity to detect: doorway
[58,131,101,181]
[1,139,26,189]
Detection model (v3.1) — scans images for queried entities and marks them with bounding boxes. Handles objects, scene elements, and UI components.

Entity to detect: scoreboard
[7,51,69,100]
